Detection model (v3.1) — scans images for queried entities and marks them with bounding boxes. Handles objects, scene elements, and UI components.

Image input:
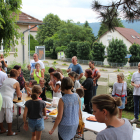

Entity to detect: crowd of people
[0,53,138,140]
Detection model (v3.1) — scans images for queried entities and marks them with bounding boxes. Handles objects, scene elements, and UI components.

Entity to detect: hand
[23,123,28,131]
[81,86,83,88]
[134,84,139,88]
[125,99,127,104]
[113,97,117,100]
[49,129,54,135]
[49,81,53,85]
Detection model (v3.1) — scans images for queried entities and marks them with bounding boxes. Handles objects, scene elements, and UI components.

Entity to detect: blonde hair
[31,85,42,100]
[56,68,63,75]
[91,94,122,116]
[39,77,46,83]
[117,73,124,80]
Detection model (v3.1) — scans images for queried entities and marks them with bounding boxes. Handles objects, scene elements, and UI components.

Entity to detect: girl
[49,72,62,98]
[68,71,80,93]
[25,81,31,96]
[56,68,64,80]
[31,63,44,84]
[23,85,46,140]
[39,78,47,101]
[76,88,84,111]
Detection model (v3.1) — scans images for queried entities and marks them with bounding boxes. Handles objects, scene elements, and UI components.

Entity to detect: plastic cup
[133,123,137,130]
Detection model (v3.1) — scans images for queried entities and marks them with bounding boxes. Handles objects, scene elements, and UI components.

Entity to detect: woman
[91,94,133,140]
[0,69,22,136]
[81,69,93,114]
[68,71,80,93]
[49,72,62,98]
[112,73,127,118]
[31,63,44,84]
[0,54,8,72]
[49,77,80,140]
[13,65,25,90]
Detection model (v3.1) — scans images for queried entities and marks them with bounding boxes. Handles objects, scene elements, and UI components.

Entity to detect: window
[107,34,112,41]
[131,35,135,39]
[136,36,140,39]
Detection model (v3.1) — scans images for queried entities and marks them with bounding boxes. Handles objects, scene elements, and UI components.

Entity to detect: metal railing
[129,62,139,67]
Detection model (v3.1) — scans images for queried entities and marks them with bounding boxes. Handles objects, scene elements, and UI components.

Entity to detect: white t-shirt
[0,71,8,89]
[30,60,45,75]
[131,71,140,95]
[112,82,127,96]
[53,81,62,98]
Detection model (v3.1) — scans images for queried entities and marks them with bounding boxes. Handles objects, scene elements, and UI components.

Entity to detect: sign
[125,54,132,58]
[35,46,45,60]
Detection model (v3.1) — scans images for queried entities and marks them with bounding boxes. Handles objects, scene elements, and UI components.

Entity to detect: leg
[133,95,139,119]
[118,109,123,119]
[36,131,42,140]
[92,86,97,97]
[31,132,36,140]
[85,102,92,114]
[0,108,6,133]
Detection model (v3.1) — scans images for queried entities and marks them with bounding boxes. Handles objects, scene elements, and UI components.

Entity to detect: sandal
[0,130,8,134]
[7,132,17,136]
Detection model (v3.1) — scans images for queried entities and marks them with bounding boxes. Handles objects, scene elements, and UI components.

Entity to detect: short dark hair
[61,77,74,91]
[90,60,94,64]
[13,65,21,70]
[30,80,37,86]
[48,67,55,73]
[85,69,92,78]
[76,88,84,98]
[10,69,18,77]
[53,72,61,81]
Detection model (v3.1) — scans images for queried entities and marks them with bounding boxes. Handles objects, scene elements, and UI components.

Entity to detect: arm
[43,107,46,116]
[14,82,22,97]
[23,106,28,131]
[3,60,8,67]
[78,73,83,80]
[41,70,44,78]
[51,84,60,93]
[31,69,34,76]
[131,81,139,88]
[42,68,45,73]
[93,71,101,81]
[49,98,64,134]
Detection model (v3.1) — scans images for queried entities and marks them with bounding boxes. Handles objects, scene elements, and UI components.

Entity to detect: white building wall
[30,31,37,39]
[5,25,29,65]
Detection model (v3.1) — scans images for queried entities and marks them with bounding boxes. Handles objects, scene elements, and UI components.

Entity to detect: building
[0,12,42,64]
[28,25,38,39]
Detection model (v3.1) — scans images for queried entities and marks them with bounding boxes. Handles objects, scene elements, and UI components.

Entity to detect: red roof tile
[28,25,38,32]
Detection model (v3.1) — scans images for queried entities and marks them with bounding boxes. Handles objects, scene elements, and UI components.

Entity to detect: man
[89,61,101,96]
[131,62,140,123]
[0,63,8,89]
[67,56,83,80]
[27,53,45,79]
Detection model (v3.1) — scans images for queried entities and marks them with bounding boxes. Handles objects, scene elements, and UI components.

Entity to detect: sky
[21,0,108,23]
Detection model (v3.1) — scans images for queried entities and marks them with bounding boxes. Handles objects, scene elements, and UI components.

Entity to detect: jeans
[92,85,98,97]
[133,95,140,119]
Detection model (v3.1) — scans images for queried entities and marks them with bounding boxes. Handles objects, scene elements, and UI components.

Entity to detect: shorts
[28,118,44,132]
[115,95,125,109]
[0,108,13,123]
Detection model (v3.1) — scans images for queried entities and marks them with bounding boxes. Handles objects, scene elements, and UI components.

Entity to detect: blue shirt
[80,97,84,111]
[68,63,83,74]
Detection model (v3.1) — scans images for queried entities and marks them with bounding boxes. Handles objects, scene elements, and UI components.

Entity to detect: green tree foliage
[92,42,105,61]
[77,41,91,60]
[98,18,124,38]
[44,37,54,51]
[36,13,62,45]
[29,34,39,51]
[65,41,78,58]
[107,38,127,64]
[129,43,140,63]
[55,46,67,54]
[0,0,22,55]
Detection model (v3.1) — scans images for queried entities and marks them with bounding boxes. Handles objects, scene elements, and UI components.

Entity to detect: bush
[45,51,51,57]
[55,46,67,53]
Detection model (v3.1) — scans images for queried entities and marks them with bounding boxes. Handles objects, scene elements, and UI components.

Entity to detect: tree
[129,43,140,63]
[92,0,140,30]
[92,42,105,61]
[107,38,127,65]
[98,18,124,38]
[36,13,62,45]
[77,41,91,60]
[0,0,22,55]
[29,34,39,51]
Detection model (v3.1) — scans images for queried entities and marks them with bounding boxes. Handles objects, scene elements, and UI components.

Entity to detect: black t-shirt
[1,61,5,69]
[25,100,46,119]
[39,86,47,101]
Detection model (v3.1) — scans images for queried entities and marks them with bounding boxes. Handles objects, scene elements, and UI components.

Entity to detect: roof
[115,27,140,45]
[14,11,43,25]
[99,27,140,45]
[28,25,38,32]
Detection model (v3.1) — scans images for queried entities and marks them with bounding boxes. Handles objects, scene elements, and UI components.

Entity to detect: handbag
[77,95,85,134]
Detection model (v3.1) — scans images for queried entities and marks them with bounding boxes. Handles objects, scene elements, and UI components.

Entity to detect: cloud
[21,0,108,23]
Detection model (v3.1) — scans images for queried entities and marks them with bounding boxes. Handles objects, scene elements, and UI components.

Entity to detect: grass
[62,63,68,66]
[46,90,52,99]
[113,69,124,72]
[99,69,108,71]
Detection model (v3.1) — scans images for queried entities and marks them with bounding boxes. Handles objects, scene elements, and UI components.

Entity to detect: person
[0,62,6,73]
[23,85,46,140]
[112,73,127,118]
[0,69,22,136]
[76,88,84,111]
[39,78,47,101]
[91,94,133,140]
[31,63,44,84]
[27,53,45,80]
[0,54,8,72]
[13,65,25,90]
[49,72,62,98]
[67,56,83,80]
[0,68,8,89]
[29,80,38,95]
[25,81,32,96]
[68,71,81,93]
[49,77,80,140]
[89,61,101,96]
[131,62,140,123]
[56,68,64,80]
[81,69,93,114]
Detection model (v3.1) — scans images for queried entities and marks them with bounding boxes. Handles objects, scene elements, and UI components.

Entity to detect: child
[76,88,84,111]
[39,78,47,101]
[25,81,32,96]
[23,85,46,140]
[49,72,62,98]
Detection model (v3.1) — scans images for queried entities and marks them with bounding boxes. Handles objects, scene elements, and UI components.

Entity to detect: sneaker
[130,118,138,123]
